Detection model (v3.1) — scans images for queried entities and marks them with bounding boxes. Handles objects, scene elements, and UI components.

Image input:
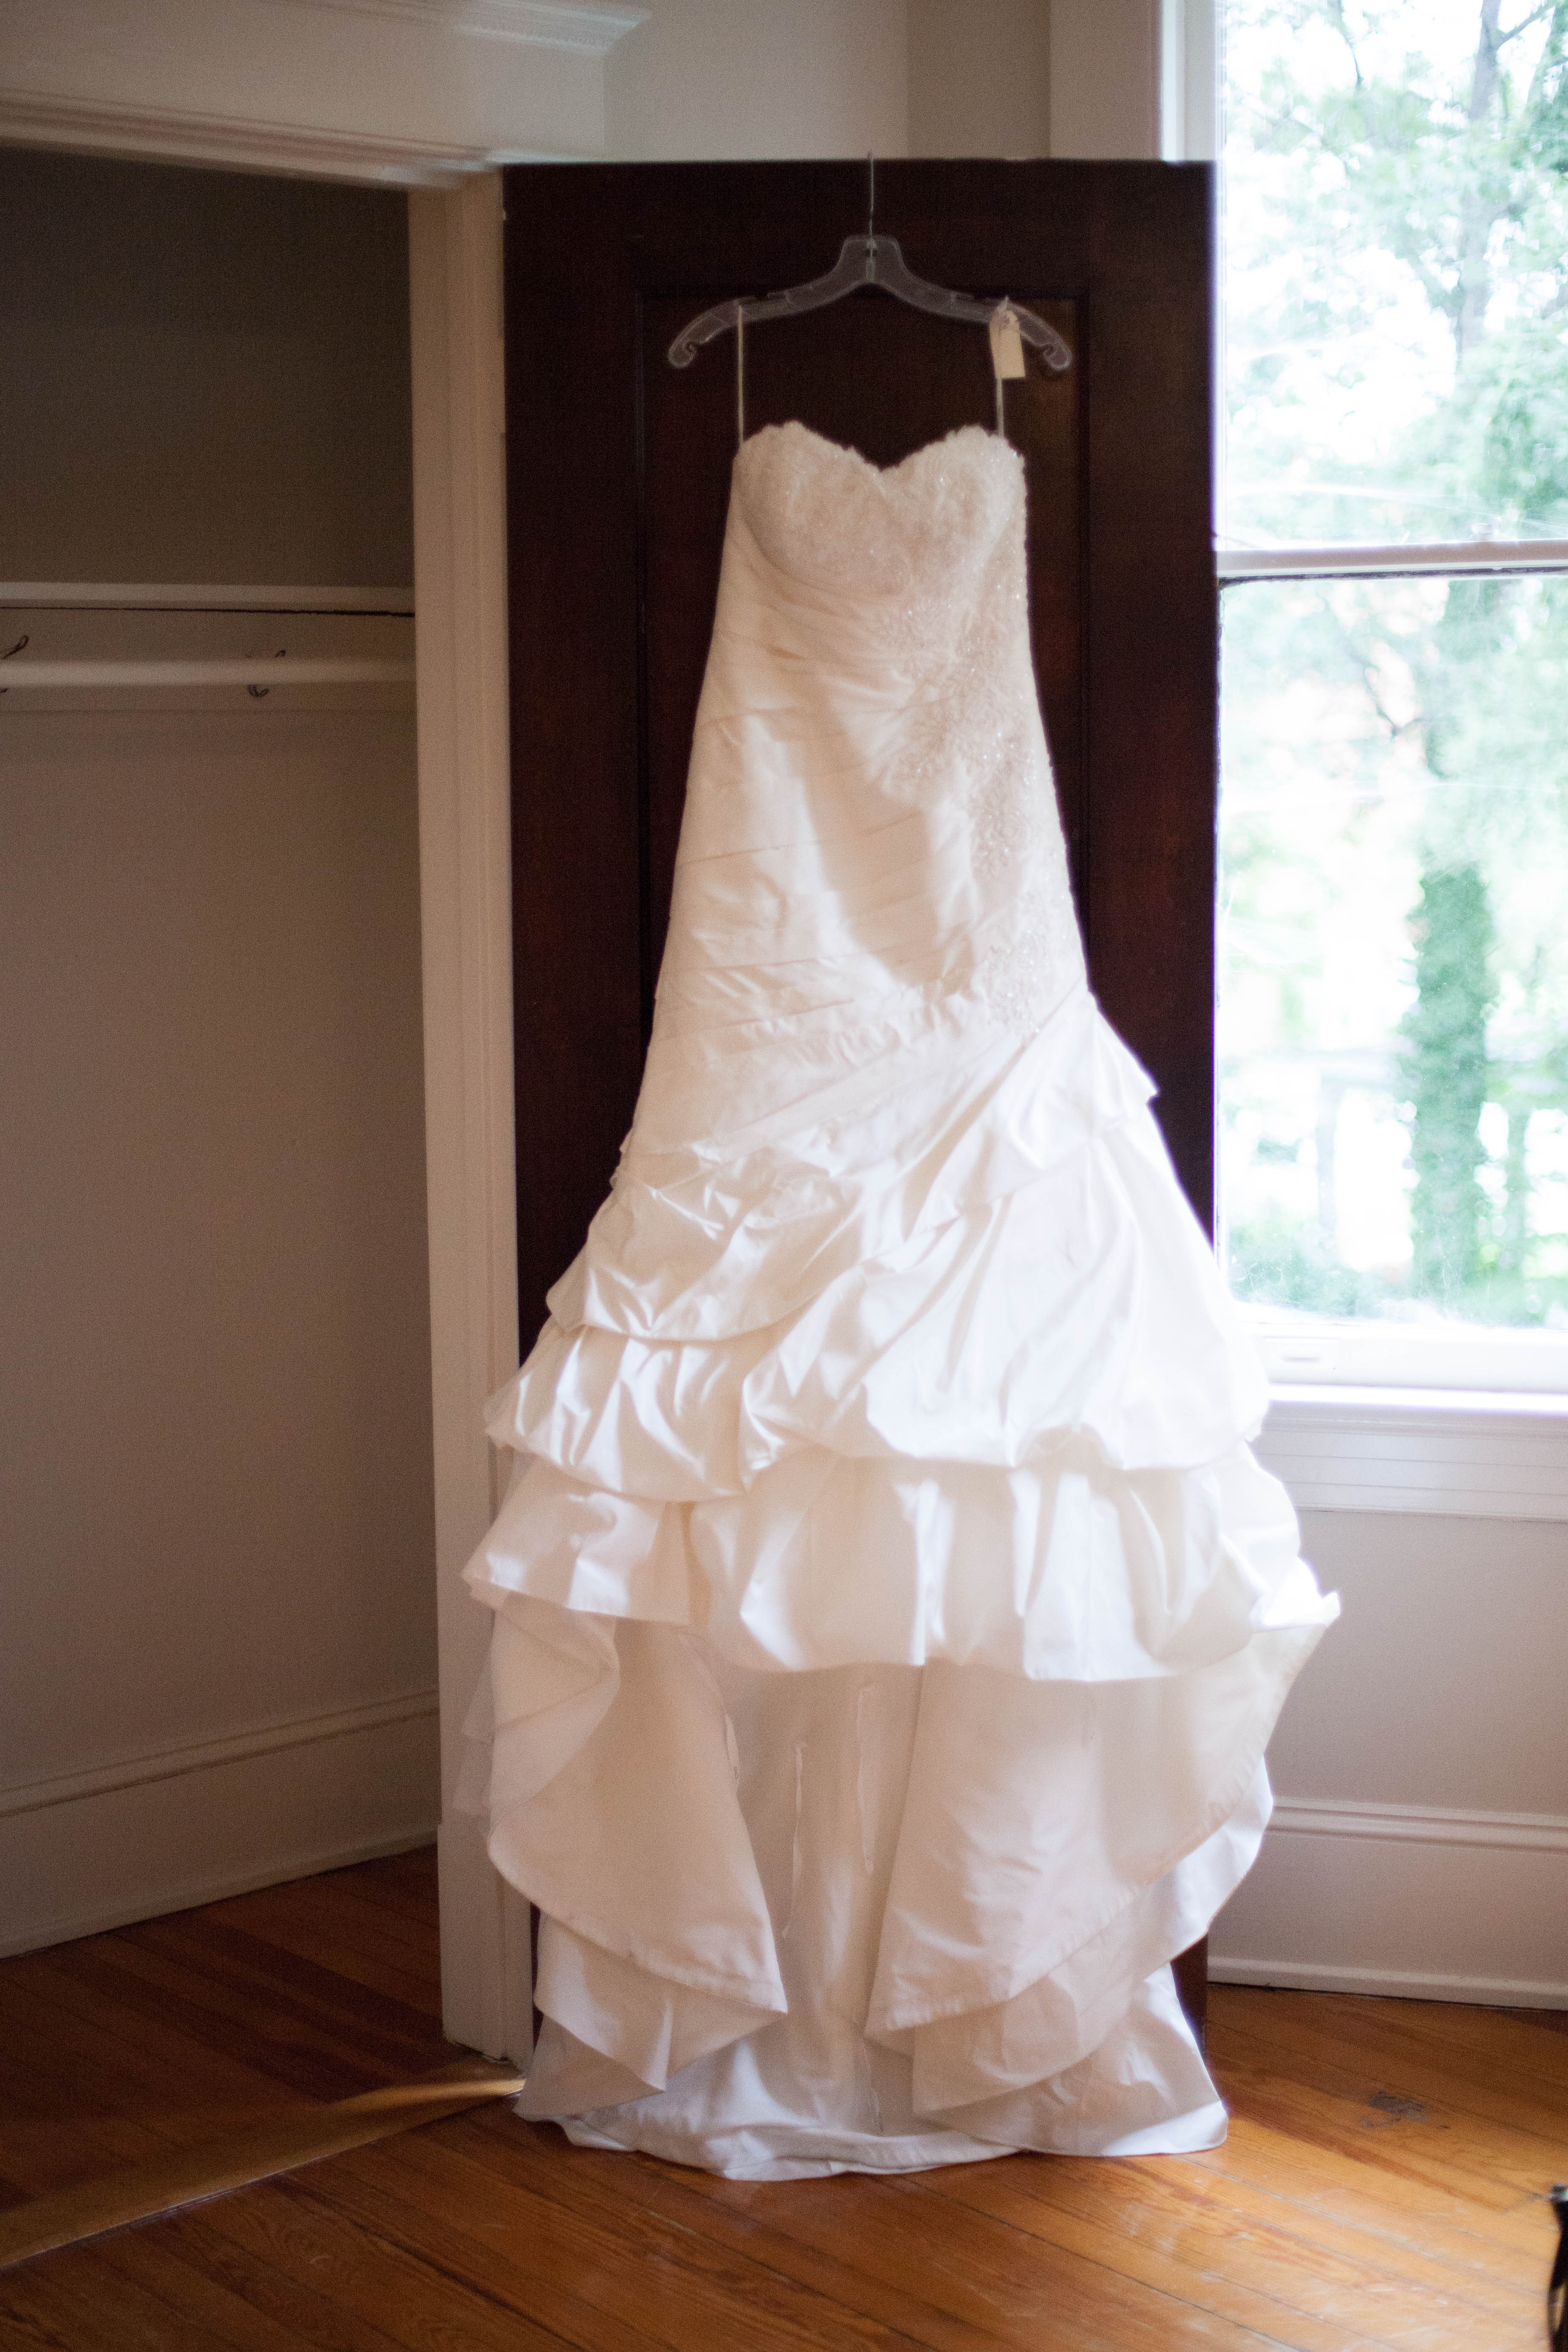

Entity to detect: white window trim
[1220,542,1568,581]
[1240,1312,1568,1397]
[1255,1386,1568,1518]
[1219,534,1568,1416]
[1181,0,1568,1459]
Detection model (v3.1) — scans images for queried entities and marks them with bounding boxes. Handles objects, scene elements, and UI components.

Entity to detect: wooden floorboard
[0,1846,1562,2349]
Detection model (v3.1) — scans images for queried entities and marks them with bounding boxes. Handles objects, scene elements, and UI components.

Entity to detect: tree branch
[1523,0,1568,110]
[1321,0,1364,87]
[1498,2,1555,48]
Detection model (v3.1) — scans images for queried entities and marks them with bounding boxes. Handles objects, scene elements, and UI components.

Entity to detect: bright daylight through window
[1218,0,1568,1388]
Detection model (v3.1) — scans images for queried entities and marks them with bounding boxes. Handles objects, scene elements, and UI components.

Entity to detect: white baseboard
[1212,1796,1568,2010]
[0,1689,440,1957]
[1209,1957,1568,2008]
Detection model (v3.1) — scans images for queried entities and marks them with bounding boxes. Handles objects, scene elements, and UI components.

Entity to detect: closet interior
[0,150,440,1951]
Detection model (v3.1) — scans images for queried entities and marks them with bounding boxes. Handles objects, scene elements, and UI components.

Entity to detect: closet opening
[0,147,439,1955]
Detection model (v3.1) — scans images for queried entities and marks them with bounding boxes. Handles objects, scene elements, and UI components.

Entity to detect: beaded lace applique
[737,422,1085,1035]
[738,422,1016,609]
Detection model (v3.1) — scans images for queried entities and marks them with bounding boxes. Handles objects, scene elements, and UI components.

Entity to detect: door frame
[408,172,533,2061]
[0,134,521,2037]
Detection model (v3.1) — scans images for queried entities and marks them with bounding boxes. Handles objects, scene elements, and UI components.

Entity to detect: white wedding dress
[459,419,1337,2179]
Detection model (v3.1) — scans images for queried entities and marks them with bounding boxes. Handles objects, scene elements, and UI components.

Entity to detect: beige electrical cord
[0,2055,526,2272]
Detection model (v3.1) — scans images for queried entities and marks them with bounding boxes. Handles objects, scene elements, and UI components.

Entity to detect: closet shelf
[0,584,415,614]
[2,658,412,689]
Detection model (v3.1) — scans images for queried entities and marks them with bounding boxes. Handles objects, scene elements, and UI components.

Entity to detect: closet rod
[1,659,413,689]
[0,584,415,615]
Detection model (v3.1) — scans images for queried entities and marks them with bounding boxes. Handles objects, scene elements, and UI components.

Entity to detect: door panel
[503,159,1216,2038]
[504,160,1216,1337]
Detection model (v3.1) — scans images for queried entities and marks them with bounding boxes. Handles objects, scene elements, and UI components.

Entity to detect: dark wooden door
[502,159,1217,2035]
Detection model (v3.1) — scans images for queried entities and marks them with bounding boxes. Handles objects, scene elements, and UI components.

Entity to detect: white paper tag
[989,302,1026,381]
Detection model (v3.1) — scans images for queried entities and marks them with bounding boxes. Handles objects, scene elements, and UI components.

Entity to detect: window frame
[1208,0,1568,1418]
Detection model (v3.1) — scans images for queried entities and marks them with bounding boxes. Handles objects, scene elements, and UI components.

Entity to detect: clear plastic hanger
[667,157,1073,374]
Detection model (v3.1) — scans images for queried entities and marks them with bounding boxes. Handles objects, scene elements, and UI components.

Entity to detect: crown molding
[279,0,647,52]
[0,0,633,182]
[0,87,533,185]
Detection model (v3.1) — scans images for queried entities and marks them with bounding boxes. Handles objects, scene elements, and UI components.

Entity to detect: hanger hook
[867,152,875,242]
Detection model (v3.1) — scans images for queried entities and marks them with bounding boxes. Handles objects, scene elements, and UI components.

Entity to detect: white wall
[603,0,1056,165]
[1214,1489,1568,2002]
[605,0,907,159]
[908,0,1049,158]
[0,149,414,586]
[1049,0,1161,158]
[0,152,439,1954]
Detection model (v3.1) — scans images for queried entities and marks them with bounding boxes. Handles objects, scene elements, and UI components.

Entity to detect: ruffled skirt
[457,988,1336,2176]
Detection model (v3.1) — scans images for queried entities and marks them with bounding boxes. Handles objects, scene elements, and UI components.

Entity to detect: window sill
[1254,1386,1568,1521]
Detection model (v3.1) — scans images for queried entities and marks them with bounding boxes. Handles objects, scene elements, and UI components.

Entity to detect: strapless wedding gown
[459,419,1337,2179]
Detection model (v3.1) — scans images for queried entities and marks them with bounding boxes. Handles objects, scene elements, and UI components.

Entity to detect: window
[1217,0,1568,1390]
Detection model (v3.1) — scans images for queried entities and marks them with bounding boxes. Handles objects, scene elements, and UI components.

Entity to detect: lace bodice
[666,419,1085,1044]
[736,421,1021,610]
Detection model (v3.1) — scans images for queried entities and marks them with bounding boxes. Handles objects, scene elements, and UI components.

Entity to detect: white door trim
[7,99,529,2043]
[0,87,501,186]
[408,171,531,2060]
[3,84,527,2018]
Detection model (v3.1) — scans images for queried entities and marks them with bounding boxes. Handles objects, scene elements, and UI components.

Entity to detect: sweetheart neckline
[735,418,1018,482]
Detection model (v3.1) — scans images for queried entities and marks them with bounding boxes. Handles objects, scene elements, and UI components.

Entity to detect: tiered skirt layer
[459,983,1336,2174]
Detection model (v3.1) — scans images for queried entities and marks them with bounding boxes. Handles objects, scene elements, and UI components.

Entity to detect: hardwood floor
[1,1849,1562,2350]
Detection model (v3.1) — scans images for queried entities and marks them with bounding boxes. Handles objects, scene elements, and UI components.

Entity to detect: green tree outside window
[1221,0,1568,1333]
